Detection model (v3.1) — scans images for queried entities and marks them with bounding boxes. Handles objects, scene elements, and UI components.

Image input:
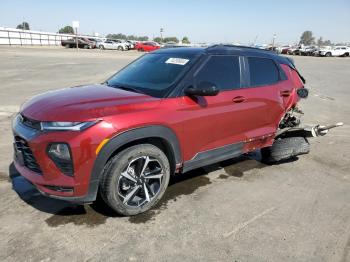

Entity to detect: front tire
[118,46,124,51]
[325,52,332,57]
[99,144,170,216]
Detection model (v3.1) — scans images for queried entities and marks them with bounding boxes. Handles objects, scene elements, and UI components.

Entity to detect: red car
[136,41,160,52]
[13,45,309,215]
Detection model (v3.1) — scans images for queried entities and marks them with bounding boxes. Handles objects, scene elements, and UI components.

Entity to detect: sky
[1,0,350,44]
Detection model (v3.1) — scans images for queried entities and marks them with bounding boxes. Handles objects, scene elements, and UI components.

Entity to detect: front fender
[84,125,182,202]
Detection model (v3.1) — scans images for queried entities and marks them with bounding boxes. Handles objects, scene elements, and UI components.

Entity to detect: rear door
[341,47,347,56]
[147,43,154,52]
[104,41,112,49]
[333,47,342,56]
[241,56,287,139]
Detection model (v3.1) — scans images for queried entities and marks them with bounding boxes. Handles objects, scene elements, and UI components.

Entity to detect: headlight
[41,120,99,131]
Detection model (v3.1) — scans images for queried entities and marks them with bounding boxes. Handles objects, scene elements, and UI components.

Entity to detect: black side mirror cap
[185,82,219,96]
[297,88,309,99]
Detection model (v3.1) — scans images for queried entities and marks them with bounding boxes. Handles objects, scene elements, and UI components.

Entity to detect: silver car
[98,40,129,51]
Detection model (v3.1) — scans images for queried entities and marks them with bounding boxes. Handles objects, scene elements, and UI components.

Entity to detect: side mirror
[297,88,309,99]
[185,82,219,96]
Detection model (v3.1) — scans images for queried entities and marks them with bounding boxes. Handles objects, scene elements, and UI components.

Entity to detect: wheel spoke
[145,182,155,196]
[144,167,162,176]
[143,183,150,202]
[145,173,163,180]
[140,156,150,175]
[121,171,137,183]
[123,185,140,204]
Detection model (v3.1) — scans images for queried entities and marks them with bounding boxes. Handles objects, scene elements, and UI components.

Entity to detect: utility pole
[75,27,78,49]
[160,28,164,42]
[272,33,276,49]
[72,21,79,51]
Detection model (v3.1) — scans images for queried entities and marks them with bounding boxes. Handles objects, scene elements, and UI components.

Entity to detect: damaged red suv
[13,45,311,215]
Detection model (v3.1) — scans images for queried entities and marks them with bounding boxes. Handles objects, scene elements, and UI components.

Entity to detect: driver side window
[194,55,241,91]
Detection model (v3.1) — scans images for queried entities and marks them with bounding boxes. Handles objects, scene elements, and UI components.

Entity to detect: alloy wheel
[117,156,164,207]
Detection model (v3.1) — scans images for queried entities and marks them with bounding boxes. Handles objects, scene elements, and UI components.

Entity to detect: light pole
[160,28,164,42]
[272,33,276,49]
[72,21,80,50]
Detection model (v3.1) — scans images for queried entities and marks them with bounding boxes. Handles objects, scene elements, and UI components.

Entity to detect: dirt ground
[0,47,349,262]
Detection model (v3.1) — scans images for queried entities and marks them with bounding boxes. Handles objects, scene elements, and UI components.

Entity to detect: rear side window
[195,56,240,90]
[248,57,279,87]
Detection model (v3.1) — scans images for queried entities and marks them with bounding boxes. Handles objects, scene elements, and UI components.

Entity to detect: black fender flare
[83,125,182,202]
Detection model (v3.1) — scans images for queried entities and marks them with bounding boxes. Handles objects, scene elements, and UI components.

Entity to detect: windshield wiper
[105,82,144,94]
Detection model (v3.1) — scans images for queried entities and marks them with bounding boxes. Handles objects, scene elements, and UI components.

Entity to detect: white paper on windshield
[165,58,189,65]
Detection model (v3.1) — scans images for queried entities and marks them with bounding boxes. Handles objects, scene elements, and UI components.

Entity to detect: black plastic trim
[36,181,99,204]
[12,114,40,141]
[182,142,244,173]
[46,142,74,176]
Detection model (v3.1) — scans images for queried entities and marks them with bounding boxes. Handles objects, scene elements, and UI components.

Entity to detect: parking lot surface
[0,47,349,262]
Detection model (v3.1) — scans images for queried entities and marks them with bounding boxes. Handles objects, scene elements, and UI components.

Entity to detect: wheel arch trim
[84,125,182,202]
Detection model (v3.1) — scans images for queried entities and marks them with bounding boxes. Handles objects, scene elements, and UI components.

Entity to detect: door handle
[280,90,291,97]
[232,96,246,103]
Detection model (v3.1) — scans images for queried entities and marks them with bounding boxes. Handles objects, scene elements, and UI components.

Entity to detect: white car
[126,40,135,49]
[319,46,350,57]
[98,40,129,51]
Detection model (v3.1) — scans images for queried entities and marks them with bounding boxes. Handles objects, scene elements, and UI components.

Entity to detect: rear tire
[325,52,332,57]
[118,46,124,51]
[99,144,170,216]
[261,137,310,164]
[99,45,105,50]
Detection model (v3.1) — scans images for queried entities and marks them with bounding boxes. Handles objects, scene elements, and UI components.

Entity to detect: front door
[181,55,248,162]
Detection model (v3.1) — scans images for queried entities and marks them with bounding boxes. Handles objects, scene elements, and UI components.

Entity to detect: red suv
[13,45,307,215]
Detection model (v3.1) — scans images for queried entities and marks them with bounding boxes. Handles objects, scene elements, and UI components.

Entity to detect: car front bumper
[12,114,101,203]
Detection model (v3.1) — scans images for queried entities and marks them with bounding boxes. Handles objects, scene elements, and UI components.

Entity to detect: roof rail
[206,44,272,52]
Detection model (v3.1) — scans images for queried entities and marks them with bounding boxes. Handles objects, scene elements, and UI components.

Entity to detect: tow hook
[305,122,344,137]
[262,122,343,164]
[276,122,343,139]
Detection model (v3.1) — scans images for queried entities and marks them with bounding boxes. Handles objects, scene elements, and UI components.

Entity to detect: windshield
[106,53,198,97]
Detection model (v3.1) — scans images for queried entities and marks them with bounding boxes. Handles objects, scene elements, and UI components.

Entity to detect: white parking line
[223,207,277,239]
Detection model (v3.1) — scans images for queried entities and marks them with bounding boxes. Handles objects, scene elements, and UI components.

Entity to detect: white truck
[319,46,350,57]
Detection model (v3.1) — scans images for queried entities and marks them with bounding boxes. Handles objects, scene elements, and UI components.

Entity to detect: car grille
[14,136,42,174]
[19,114,41,130]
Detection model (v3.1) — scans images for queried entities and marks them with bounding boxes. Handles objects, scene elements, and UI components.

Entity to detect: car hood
[21,84,160,122]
